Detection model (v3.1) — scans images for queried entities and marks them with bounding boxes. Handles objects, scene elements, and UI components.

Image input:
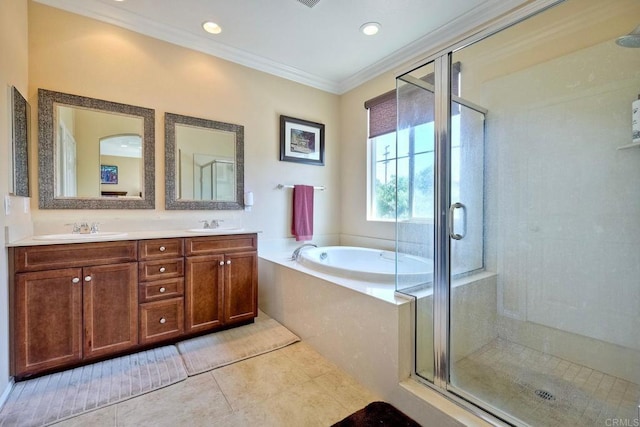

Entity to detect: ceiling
[33,0,528,94]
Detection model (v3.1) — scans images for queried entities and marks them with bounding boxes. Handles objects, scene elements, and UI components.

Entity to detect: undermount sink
[186,227,244,233]
[32,232,129,240]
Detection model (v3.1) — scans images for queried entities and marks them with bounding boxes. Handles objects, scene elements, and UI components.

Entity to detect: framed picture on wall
[279,115,325,166]
[100,164,118,184]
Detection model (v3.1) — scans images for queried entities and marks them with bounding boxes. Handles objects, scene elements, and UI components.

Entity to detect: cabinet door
[14,268,83,376]
[83,263,138,359]
[185,255,224,333]
[224,251,258,324]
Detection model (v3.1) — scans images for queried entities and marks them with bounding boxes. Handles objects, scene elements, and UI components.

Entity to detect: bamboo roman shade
[365,63,461,138]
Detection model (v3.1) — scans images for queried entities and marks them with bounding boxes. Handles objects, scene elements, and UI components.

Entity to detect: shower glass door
[447,0,640,425]
[399,0,640,425]
[396,60,436,382]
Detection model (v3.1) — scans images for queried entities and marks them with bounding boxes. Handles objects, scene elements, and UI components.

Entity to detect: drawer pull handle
[159,267,166,273]
[72,277,80,284]
[219,261,224,266]
[159,317,166,324]
[159,246,166,252]
[84,276,92,282]
[159,287,166,293]
[226,260,231,265]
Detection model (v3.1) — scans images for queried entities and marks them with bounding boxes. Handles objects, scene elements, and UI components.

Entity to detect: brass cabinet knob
[159,287,166,293]
[159,317,166,324]
[159,267,166,273]
[159,246,166,252]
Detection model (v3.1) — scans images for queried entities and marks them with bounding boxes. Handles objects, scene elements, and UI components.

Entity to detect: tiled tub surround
[258,251,498,426]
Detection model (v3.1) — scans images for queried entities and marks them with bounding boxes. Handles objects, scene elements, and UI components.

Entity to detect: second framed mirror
[165,112,244,210]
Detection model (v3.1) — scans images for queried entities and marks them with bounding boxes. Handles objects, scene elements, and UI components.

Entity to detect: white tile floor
[50,342,379,427]
[452,339,640,426]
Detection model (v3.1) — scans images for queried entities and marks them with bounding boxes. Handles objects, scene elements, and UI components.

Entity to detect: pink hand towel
[292,185,314,241]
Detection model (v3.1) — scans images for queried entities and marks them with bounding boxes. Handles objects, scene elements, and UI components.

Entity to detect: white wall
[0,0,29,402]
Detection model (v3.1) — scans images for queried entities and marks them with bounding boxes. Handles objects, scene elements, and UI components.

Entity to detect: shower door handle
[449,202,467,240]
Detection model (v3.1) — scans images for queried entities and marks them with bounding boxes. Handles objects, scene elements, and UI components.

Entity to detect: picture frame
[100,164,118,184]
[279,115,325,166]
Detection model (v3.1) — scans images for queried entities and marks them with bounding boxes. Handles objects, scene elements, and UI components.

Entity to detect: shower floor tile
[451,339,640,426]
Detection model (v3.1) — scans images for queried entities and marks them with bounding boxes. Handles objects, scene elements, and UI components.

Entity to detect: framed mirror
[10,86,30,197]
[165,112,244,210]
[38,89,155,209]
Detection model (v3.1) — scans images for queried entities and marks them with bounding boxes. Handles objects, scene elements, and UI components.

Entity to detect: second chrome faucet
[200,219,223,229]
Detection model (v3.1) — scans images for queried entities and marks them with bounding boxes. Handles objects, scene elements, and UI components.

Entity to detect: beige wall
[1,0,28,399]
[339,72,397,245]
[28,1,341,241]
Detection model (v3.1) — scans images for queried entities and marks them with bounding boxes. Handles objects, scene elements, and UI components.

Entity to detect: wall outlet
[23,198,30,214]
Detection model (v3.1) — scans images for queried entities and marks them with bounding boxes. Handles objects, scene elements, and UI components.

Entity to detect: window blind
[365,63,460,138]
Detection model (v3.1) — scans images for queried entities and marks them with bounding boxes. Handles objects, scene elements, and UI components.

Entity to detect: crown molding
[34,0,535,95]
[33,0,342,93]
[337,0,533,94]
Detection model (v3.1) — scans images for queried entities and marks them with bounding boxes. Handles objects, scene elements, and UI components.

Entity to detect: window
[365,65,486,276]
[369,118,463,221]
[366,64,463,222]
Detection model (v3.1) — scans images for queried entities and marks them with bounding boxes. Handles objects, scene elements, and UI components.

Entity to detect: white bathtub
[298,246,433,286]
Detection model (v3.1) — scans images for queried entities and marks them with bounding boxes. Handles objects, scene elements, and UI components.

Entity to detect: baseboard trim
[0,377,15,410]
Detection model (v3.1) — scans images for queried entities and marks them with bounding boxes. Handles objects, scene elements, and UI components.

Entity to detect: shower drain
[534,389,556,401]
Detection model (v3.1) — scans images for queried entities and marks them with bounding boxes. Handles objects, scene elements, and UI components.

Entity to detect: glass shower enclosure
[396,0,640,425]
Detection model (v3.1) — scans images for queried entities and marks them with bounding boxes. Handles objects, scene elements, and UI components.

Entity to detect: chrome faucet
[65,222,81,234]
[199,219,223,229]
[79,222,90,234]
[290,243,317,261]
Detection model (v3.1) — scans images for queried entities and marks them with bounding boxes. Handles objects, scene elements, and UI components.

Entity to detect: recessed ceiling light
[202,21,222,35]
[360,22,380,36]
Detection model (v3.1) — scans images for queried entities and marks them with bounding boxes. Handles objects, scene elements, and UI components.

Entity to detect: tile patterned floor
[452,339,640,426]
[51,342,379,427]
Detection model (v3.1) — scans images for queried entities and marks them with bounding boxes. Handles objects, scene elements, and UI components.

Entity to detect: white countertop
[7,229,261,247]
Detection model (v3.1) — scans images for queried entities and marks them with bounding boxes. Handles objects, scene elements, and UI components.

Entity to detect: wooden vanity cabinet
[11,241,138,377]
[184,234,258,333]
[10,234,257,379]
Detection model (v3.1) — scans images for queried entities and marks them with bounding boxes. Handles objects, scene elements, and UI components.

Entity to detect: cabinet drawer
[14,241,137,273]
[139,258,184,282]
[185,234,257,256]
[139,298,184,345]
[139,239,184,260]
[139,278,184,303]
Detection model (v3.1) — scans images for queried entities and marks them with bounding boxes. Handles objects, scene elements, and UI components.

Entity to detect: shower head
[616,25,640,48]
